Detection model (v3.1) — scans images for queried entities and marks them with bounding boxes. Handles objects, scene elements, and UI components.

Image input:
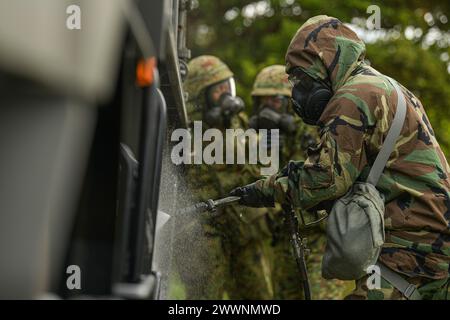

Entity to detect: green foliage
[187,0,450,155]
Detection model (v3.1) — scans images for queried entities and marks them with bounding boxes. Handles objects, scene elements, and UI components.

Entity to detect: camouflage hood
[285,15,366,91]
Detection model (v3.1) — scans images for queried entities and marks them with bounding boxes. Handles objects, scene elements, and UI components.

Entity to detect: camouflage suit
[247,65,305,300]
[172,55,275,299]
[249,65,349,299]
[244,16,450,300]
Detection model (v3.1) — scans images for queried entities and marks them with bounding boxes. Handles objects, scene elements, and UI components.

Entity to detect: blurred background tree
[187,0,450,155]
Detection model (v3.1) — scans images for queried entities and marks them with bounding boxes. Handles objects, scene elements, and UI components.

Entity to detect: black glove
[229,182,275,208]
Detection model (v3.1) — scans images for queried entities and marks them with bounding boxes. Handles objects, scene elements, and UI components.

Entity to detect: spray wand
[176,196,241,216]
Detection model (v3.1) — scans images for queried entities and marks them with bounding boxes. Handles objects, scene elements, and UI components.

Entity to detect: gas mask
[249,96,296,150]
[203,78,244,128]
[289,68,333,125]
[249,96,296,134]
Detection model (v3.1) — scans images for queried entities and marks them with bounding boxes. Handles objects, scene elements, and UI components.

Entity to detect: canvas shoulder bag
[322,77,407,280]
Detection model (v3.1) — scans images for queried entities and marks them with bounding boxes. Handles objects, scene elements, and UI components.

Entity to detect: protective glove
[229,181,275,208]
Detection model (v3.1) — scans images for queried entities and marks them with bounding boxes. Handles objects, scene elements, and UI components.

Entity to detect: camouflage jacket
[256,15,450,280]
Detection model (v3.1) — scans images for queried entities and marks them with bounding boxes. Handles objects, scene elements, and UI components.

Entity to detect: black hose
[282,203,312,300]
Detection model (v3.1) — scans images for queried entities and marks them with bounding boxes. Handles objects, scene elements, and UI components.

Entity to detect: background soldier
[248,65,347,299]
[247,64,306,299]
[172,55,276,299]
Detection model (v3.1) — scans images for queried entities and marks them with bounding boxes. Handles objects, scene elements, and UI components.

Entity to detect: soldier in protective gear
[249,65,315,160]
[172,55,276,299]
[247,65,307,299]
[249,65,296,147]
[247,65,347,299]
[231,16,450,300]
[183,55,244,129]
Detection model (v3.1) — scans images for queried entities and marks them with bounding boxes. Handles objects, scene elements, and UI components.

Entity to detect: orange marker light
[136,57,156,87]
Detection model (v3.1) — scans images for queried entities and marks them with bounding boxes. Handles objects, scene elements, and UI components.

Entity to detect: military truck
[0,0,190,299]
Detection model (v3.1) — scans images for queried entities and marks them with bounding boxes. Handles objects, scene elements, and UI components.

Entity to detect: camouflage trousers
[345,274,450,300]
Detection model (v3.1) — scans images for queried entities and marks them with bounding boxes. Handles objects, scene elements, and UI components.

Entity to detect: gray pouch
[322,182,385,279]
[321,77,407,280]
